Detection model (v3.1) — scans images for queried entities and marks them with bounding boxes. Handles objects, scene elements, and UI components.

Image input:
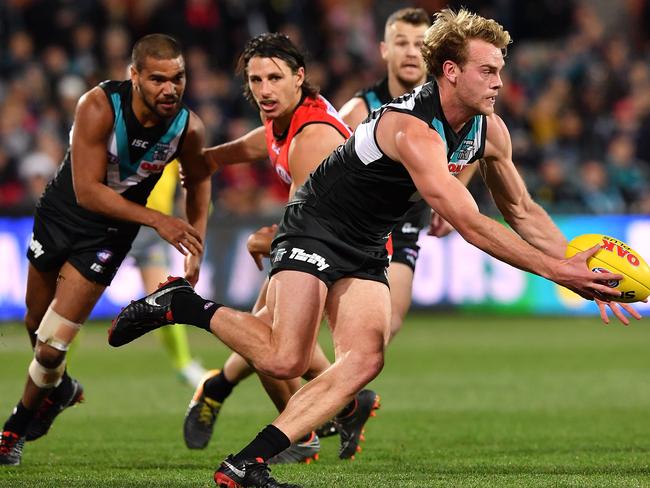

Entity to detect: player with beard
[0,34,211,466]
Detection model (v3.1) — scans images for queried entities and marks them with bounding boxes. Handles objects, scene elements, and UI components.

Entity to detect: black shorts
[27,206,139,286]
[270,204,389,288]
[390,200,429,271]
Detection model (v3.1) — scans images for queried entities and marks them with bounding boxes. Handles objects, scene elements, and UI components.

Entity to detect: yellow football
[565,234,650,303]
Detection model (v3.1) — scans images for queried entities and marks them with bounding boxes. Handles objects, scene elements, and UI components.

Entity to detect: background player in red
[181,33,377,464]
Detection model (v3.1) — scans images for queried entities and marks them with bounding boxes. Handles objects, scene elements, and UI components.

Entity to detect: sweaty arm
[177,112,212,283]
[376,110,621,299]
[480,114,566,258]
[339,97,370,131]
[203,125,267,174]
[481,114,642,324]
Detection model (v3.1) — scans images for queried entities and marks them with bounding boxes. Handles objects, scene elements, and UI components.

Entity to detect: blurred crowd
[1,0,650,217]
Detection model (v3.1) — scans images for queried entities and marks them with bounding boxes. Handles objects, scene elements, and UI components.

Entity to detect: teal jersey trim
[450,116,480,163]
[111,100,189,181]
[137,107,189,165]
[364,92,382,111]
[111,93,134,179]
[430,117,448,154]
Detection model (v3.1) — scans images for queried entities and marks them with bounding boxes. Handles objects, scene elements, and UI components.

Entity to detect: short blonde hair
[422,8,511,77]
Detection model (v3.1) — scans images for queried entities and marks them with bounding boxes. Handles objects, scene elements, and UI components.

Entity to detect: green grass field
[1,313,649,487]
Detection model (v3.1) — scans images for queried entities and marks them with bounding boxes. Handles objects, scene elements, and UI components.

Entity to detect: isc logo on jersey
[132,139,149,148]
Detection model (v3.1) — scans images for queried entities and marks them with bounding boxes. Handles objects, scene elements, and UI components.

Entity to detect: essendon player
[178,33,377,465]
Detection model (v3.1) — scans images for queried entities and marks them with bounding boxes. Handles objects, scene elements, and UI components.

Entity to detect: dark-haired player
[177,32,377,465]
[0,33,211,466]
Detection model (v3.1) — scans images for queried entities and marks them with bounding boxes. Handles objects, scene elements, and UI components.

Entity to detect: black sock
[4,401,36,436]
[49,370,72,403]
[233,424,291,462]
[203,370,237,403]
[170,292,221,331]
[336,397,358,419]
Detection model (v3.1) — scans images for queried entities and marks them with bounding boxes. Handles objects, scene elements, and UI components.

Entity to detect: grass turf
[0,313,649,487]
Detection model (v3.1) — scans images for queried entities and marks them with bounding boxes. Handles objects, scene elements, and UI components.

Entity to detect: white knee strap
[29,358,66,388]
[36,306,82,352]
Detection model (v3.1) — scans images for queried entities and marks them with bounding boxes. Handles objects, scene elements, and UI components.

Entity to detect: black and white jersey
[293,81,487,250]
[38,80,190,232]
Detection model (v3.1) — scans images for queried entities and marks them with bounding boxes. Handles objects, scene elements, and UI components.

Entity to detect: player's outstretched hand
[595,298,645,326]
[247,224,278,271]
[554,245,623,301]
[155,214,203,256]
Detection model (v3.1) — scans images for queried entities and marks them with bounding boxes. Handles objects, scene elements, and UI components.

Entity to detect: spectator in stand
[578,160,626,214]
[0,1,650,217]
[605,133,649,210]
[532,156,585,214]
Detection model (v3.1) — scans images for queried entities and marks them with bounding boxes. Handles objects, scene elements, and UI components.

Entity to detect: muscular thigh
[25,263,59,330]
[50,262,106,323]
[388,261,414,318]
[325,277,390,358]
[265,270,327,354]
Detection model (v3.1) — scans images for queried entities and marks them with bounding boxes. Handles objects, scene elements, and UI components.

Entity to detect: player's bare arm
[339,97,370,130]
[479,114,643,323]
[203,125,267,173]
[177,111,212,284]
[245,123,346,263]
[71,87,202,258]
[481,114,566,257]
[287,123,346,198]
[377,110,621,300]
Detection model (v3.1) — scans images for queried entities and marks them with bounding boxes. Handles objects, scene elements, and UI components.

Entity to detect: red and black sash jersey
[264,94,351,192]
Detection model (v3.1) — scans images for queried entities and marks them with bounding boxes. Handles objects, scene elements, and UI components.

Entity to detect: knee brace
[29,357,66,388]
[35,306,82,352]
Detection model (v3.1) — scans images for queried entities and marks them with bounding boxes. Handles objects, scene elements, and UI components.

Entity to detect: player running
[337,7,472,343]
[176,33,377,464]
[0,34,211,466]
